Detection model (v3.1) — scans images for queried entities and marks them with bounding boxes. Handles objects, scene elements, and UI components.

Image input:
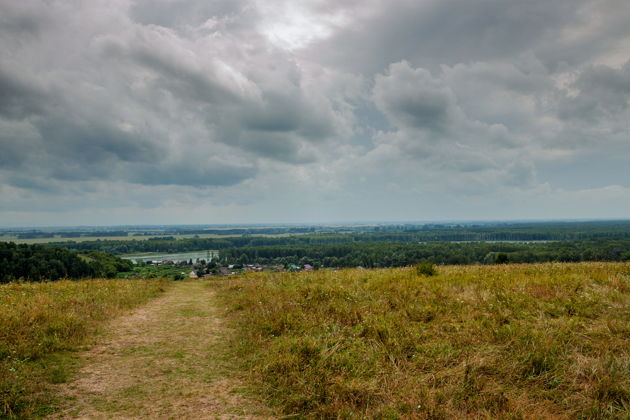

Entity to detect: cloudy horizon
[1,0,630,227]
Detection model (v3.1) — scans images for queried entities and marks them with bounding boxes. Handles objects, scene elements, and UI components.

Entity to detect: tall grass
[0,278,169,418]
[214,263,630,419]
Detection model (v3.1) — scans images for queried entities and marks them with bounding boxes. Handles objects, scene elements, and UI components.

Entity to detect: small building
[189,271,198,279]
[303,264,313,272]
[243,264,264,272]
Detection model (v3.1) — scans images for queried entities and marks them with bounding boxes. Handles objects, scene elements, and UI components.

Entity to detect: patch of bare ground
[48,280,275,419]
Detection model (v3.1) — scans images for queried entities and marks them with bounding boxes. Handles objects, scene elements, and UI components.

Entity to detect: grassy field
[213,263,630,419]
[0,278,169,419]
[0,234,214,244]
[0,232,306,245]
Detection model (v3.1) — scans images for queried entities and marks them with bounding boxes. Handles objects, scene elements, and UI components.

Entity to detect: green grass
[0,278,169,419]
[212,263,630,419]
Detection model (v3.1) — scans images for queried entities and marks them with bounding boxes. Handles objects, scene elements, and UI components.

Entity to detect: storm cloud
[0,0,629,225]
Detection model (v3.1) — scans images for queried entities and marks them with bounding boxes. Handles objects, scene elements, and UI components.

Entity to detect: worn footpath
[49,280,274,420]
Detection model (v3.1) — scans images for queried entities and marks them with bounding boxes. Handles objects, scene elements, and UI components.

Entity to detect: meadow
[213,263,630,419]
[0,278,169,418]
[0,233,229,245]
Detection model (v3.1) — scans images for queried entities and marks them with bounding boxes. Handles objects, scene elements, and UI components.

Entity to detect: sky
[1,0,630,227]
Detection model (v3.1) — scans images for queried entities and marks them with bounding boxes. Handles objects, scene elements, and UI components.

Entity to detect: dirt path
[49,280,275,419]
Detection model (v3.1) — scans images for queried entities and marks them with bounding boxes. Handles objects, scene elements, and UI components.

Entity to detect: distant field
[0,232,305,245]
[0,278,169,418]
[121,250,219,263]
[0,233,225,244]
[214,263,630,419]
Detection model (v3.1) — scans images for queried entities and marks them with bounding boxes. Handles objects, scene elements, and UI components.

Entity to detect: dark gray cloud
[373,64,453,133]
[128,46,242,107]
[558,61,630,121]
[38,118,161,164]
[4,175,61,193]
[306,0,586,74]
[0,2,50,39]
[0,67,47,119]
[0,119,41,170]
[128,160,257,187]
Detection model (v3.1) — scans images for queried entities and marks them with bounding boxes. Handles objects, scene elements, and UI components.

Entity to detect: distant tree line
[0,242,133,283]
[7,220,630,242]
[43,226,630,256]
[57,230,130,238]
[15,232,55,239]
[217,238,630,268]
[43,235,358,254]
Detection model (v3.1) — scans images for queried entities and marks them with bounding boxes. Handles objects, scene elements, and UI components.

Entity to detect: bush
[416,261,437,276]
[495,253,509,264]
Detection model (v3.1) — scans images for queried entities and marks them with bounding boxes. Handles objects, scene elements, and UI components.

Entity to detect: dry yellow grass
[49,280,275,419]
[0,278,169,419]
[213,263,630,419]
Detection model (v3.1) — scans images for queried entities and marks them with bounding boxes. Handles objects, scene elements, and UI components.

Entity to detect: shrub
[416,261,437,276]
[495,253,509,264]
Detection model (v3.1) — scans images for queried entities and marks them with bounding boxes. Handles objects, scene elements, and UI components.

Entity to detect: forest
[217,238,630,268]
[0,242,133,283]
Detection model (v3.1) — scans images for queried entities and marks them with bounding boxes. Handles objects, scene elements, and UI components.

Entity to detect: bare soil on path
[49,280,274,420]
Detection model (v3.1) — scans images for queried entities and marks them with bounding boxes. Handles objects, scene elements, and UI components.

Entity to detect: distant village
[189,263,315,279]
[140,258,316,279]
